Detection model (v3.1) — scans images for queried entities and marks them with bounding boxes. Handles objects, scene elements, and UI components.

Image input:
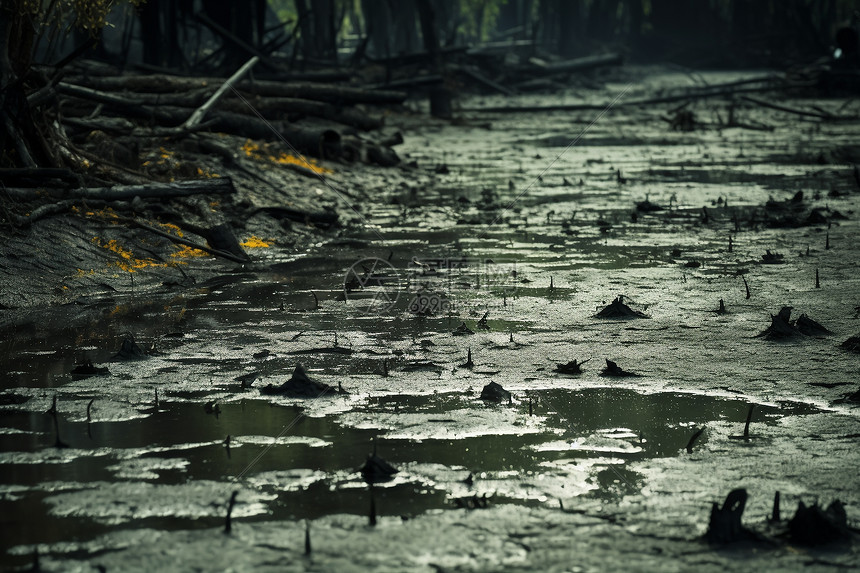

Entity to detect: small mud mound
[635,198,663,212]
[70,360,110,380]
[261,364,339,397]
[794,314,832,336]
[113,336,148,360]
[600,359,639,377]
[788,500,851,545]
[555,359,588,375]
[763,191,847,228]
[480,382,511,403]
[841,335,860,352]
[453,322,475,336]
[595,296,648,319]
[834,386,860,404]
[361,453,399,484]
[760,250,785,264]
[758,307,831,339]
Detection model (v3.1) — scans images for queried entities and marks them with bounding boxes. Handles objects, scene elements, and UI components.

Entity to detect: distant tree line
[24,0,857,71]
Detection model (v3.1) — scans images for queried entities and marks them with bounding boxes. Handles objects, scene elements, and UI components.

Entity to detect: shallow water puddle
[0,387,820,559]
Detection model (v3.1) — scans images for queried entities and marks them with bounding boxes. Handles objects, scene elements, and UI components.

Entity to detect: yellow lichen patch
[240,236,272,248]
[240,139,332,175]
[170,244,210,259]
[241,140,262,156]
[272,152,332,174]
[197,166,220,178]
[83,207,118,220]
[154,222,184,237]
[110,304,132,317]
[92,237,169,273]
[143,146,181,174]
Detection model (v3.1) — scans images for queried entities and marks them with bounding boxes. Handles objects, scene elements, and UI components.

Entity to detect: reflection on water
[0,388,817,560]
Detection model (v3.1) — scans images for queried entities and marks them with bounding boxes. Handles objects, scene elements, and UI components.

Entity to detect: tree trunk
[587,0,618,44]
[392,0,420,54]
[361,0,392,58]
[416,0,440,63]
[557,0,584,57]
[0,1,52,168]
[138,0,162,65]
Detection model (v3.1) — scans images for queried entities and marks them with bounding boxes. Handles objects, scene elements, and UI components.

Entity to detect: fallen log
[62,102,343,158]
[66,75,408,104]
[214,96,384,131]
[62,116,137,134]
[182,56,260,130]
[341,135,400,166]
[367,75,443,91]
[528,53,623,74]
[64,74,227,93]
[740,95,848,120]
[57,82,147,107]
[235,80,407,105]
[4,200,78,227]
[61,84,383,132]
[3,178,235,201]
[58,82,212,108]
[57,85,186,124]
[254,70,351,83]
[86,178,235,200]
[192,134,315,183]
[204,113,342,158]
[466,82,815,113]
[466,40,534,56]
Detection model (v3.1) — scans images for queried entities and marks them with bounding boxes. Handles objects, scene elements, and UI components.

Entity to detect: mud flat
[2,67,860,570]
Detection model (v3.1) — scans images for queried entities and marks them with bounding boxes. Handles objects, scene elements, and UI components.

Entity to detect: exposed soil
[2,66,860,571]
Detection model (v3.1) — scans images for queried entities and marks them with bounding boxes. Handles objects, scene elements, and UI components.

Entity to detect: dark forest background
[27,0,860,71]
[1,0,858,171]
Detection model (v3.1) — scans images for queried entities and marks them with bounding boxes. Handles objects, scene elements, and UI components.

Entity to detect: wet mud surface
[3,68,860,570]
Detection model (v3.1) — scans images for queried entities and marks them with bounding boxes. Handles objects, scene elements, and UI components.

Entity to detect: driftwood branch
[739,95,850,120]
[119,217,249,264]
[468,82,815,114]
[528,53,623,74]
[182,56,260,130]
[2,200,77,227]
[3,178,236,201]
[64,75,408,105]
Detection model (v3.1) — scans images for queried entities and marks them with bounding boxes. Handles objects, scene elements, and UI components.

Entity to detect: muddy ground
[2,66,860,571]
